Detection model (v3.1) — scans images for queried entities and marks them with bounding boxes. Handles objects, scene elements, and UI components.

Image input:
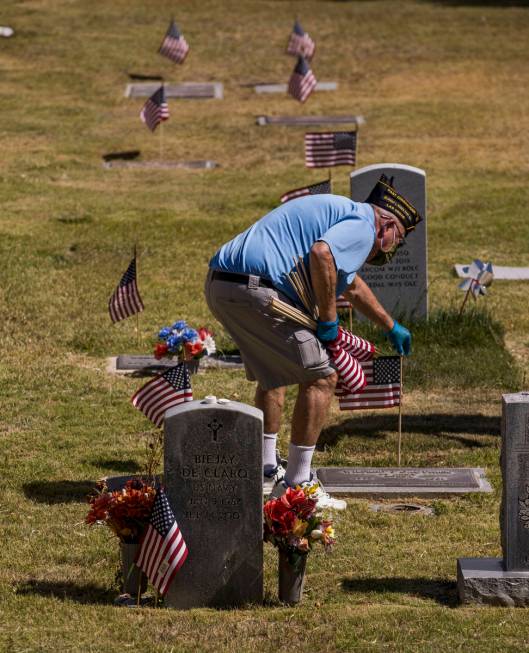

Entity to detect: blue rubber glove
[316,317,339,343]
[386,321,412,355]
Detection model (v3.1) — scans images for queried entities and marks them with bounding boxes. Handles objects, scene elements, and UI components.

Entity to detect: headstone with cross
[163,398,263,609]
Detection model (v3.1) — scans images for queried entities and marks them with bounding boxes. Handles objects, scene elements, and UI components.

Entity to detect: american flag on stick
[135,488,188,596]
[159,19,189,64]
[140,85,169,132]
[288,56,317,103]
[131,363,193,428]
[337,356,401,410]
[305,131,357,168]
[280,179,331,203]
[286,19,315,60]
[108,257,144,323]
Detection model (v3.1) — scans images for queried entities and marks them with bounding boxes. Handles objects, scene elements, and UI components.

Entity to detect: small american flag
[286,20,315,60]
[131,363,193,428]
[108,257,144,323]
[280,179,331,203]
[305,131,357,168]
[327,327,375,395]
[159,19,189,64]
[338,356,401,410]
[135,489,188,596]
[140,85,169,132]
[288,56,317,103]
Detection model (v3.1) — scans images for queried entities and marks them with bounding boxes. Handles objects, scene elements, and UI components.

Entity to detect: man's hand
[316,317,339,343]
[386,321,412,355]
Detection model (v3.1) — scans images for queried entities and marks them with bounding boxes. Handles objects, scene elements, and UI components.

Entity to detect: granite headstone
[350,163,428,321]
[163,398,263,609]
[458,392,529,606]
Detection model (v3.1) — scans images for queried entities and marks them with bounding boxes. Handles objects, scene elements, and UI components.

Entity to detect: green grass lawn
[1,0,529,651]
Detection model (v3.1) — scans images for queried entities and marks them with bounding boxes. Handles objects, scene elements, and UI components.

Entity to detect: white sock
[284,443,315,487]
[263,432,279,475]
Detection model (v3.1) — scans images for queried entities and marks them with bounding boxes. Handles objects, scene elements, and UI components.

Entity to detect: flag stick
[155,588,159,608]
[329,168,333,193]
[458,279,474,317]
[348,306,353,332]
[159,122,164,160]
[397,356,403,466]
[136,571,142,607]
[134,244,140,347]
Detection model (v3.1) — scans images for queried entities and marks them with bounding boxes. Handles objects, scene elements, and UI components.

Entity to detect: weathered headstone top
[254,81,337,94]
[163,398,263,609]
[256,115,365,127]
[316,467,491,497]
[350,163,428,321]
[125,82,223,99]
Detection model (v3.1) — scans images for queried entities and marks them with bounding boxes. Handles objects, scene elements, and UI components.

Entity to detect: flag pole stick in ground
[348,305,353,331]
[159,122,164,160]
[136,572,142,607]
[458,279,474,317]
[134,244,140,346]
[397,355,403,466]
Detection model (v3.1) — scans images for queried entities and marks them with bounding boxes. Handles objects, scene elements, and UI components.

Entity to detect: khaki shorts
[205,270,335,390]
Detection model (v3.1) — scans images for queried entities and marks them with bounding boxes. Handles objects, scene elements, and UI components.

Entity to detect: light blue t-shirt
[209,194,375,303]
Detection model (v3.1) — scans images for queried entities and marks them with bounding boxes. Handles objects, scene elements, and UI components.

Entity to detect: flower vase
[278,550,307,605]
[120,542,147,595]
[178,354,200,375]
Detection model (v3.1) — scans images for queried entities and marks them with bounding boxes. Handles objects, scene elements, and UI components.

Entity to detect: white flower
[202,334,216,356]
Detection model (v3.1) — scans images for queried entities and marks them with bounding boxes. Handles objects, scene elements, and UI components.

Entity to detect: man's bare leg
[255,385,286,434]
[291,373,338,446]
[255,385,286,475]
[285,372,338,488]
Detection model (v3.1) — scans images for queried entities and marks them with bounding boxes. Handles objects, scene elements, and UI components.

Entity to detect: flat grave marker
[315,467,491,498]
[163,398,263,609]
[256,115,365,127]
[124,82,223,99]
[350,163,428,321]
[102,160,218,170]
[108,354,244,375]
[254,81,337,94]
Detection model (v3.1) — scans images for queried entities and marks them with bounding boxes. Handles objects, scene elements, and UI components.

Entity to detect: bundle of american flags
[288,56,317,103]
[159,19,189,64]
[286,19,315,60]
[135,488,188,596]
[280,179,331,204]
[305,131,357,168]
[140,85,170,132]
[108,256,144,323]
[131,362,193,427]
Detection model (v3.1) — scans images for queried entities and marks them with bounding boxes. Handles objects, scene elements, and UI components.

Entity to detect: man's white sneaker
[299,478,347,511]
[264,464,286,485]
[268,477,347,511]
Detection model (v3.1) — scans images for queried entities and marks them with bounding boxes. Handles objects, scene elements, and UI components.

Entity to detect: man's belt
[211,270,275,289]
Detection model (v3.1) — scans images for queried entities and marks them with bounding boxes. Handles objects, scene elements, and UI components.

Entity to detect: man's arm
[309,241,337,322]
[343,275,394,330]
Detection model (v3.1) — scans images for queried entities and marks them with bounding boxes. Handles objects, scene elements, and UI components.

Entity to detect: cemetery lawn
[2,0,529,651]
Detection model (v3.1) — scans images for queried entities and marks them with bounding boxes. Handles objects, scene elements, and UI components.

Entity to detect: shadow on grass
[341,577,458,607]
[23,480,96,504]
[318,413,500,450]
[15,579,114,605]
[89,457,142,473]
